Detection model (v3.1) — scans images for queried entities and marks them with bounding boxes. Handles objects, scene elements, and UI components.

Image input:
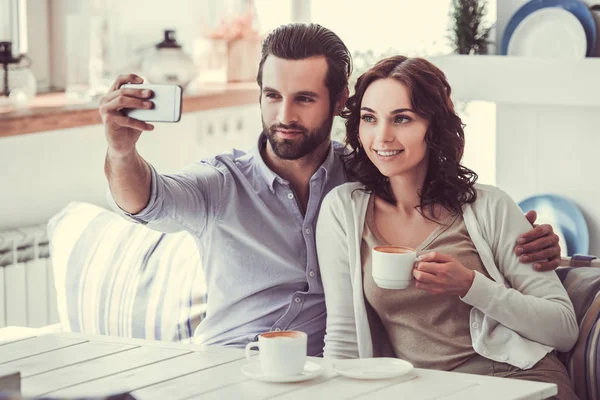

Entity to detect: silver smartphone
[121,83,183,123]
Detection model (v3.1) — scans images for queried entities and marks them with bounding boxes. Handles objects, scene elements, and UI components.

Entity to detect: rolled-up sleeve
[107,162,161,224]
[107,160,226,235]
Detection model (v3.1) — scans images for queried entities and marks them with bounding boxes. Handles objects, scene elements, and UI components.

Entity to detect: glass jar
[0,41,36,109]
[141,30,196,89]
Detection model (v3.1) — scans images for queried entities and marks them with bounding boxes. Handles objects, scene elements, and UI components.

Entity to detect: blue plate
[518,194,589,256]
[502,0,597,56]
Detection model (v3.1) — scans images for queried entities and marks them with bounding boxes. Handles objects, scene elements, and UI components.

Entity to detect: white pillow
[47,202,206,341]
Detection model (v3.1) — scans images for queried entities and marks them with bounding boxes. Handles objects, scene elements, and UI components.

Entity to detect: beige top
[319,182,578,365]
[362,195,492,371]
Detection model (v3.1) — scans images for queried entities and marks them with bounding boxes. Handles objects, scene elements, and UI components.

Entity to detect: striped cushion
[557,267,600,400]
[47,202,206,342]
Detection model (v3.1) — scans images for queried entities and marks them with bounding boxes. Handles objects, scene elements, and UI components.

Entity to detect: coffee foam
[374,246,415,254]
[261,331,304,339]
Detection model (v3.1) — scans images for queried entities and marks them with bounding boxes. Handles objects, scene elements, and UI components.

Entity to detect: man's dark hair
[256,23,352,110]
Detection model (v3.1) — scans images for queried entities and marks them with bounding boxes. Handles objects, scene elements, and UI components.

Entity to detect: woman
[316,56,579,399]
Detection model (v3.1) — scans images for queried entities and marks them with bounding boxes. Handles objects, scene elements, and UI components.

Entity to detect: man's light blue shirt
[109,134,348,356]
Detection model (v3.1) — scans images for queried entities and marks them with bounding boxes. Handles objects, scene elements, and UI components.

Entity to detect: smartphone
[121,83,183,123]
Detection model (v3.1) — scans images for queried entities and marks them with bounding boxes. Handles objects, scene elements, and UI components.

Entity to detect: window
[255,0,294,32]
[312,0,453,56]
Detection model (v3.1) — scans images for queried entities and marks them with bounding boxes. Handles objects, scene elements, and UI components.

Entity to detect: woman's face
[358,78,430,179]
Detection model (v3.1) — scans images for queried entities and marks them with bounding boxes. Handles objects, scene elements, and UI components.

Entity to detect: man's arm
[99,74,155,214]
[105,149,152,214]
[514,210,562,271]
[99,74,224,235]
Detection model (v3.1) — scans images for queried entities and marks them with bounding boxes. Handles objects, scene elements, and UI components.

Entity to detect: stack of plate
[502,0,597,58]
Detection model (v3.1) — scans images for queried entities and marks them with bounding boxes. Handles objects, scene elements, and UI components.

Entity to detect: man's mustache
[269,123,307,134]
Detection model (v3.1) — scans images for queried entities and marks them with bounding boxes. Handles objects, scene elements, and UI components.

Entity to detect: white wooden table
[0,331,557,399]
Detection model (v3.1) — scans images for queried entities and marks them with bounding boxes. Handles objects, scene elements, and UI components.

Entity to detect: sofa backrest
[557,266,600,400]
[48,202,206,342]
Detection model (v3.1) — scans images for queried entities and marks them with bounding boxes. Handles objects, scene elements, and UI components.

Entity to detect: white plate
[241,360,325,383]
[508,7,587,58]
[332,358,414,380]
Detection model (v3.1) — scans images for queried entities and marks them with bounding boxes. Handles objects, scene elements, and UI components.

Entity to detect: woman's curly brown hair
[342,55,478,219]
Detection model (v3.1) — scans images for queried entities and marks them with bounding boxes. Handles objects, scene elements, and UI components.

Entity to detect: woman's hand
[413,252,475,297]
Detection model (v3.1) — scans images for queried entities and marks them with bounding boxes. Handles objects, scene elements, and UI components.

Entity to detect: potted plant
[448,0,493,55]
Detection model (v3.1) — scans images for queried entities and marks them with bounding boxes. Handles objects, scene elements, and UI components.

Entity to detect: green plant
[448,0,492,55]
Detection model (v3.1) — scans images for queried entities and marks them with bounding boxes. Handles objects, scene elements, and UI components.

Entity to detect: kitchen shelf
[428,55,600,107]
[0,82,260,138]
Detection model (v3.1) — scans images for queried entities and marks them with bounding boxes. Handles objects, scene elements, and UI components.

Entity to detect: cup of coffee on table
[245,330,307,376]
[372,245,417,289]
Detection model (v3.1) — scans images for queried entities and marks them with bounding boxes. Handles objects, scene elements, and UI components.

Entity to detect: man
[99,23,562,356]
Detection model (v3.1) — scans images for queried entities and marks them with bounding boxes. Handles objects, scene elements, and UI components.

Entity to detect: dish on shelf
[507,7,587,58]
[501,0,597,56]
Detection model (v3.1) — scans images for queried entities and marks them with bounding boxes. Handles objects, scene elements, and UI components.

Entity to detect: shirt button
[305,228,312,235]
[287,193,294,199]
[294,297,301,303]
[309,270,315,278]
[471,322,479,329]
[482,349,490,356]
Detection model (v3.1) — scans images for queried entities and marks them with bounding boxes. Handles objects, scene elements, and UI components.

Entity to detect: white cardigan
[315,182,578,369]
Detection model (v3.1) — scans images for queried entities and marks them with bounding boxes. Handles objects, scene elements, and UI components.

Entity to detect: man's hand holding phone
[99,74,182,158]
[99,74,154,159]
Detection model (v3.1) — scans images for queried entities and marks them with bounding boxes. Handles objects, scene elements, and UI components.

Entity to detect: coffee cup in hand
[245,331,307,377]
[372,246,417,289]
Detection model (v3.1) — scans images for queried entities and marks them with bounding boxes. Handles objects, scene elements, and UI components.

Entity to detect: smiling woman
[342,55,477,216]
[316,55,579,400]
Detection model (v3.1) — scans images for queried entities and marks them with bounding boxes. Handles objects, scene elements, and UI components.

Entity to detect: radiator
[0,224,59,328]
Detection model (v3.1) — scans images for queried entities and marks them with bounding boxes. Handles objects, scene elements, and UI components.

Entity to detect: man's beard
[262,116,334,160]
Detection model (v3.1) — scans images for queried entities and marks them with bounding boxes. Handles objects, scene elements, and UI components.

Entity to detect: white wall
[496,104,600,256]
[495,2,600,255]
[460,102,496,186]
[0,2,9,40]
[0,105,261,231]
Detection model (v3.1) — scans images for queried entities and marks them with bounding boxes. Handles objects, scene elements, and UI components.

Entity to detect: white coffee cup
[372,245,417,289]
[245,330,307,376]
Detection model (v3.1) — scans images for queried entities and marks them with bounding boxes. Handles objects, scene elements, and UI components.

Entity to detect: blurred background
[0,0,486,94]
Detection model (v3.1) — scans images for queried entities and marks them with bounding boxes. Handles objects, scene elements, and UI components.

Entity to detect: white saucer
[241,360,325,383]
[332,358,414,380]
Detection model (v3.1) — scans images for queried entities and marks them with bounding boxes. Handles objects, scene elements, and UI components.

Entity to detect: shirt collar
[252,133,281,192]
[314,138,340,185]
[251,133,340,193]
